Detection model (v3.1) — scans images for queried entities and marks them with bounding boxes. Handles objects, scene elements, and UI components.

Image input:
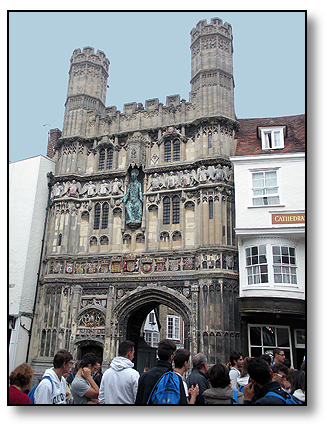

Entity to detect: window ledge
[248,204,285,209]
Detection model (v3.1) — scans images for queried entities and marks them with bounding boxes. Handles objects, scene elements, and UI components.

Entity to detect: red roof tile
[234,114,305,156]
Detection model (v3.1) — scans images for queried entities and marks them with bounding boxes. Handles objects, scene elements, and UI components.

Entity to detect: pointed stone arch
[106,284,196,368]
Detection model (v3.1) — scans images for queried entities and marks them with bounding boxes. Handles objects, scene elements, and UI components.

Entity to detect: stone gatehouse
[29,18,241,376]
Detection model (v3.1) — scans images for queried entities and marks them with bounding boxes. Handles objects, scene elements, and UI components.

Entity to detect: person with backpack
[229,351,244,391]
[135,339,176,405]
[173,349,199,404]
[243,357,303,405]
[203,364,244,404]
[33,349,73,404]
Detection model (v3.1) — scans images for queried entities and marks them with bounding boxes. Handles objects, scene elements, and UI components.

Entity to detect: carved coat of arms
[66,262,74,274]
[169,259,180,271]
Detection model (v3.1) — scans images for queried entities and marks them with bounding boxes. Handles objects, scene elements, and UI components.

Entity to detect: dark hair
[118,340,134,357]
[79,353,98,369]
[53,349,73,368]
[229,351,242,367]
[260,353,272,365]
[157,339,176,361]
[272,348,282,357]
[271,363,288,376]
[209,364,230,388]
[247,357,272,386]
[174,349,190,369]
[9,363,34,388]
[290,370,305,394]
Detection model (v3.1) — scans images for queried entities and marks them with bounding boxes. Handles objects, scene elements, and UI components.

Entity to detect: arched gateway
[105,284,194,371]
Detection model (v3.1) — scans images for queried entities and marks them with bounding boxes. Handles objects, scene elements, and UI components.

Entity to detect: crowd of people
[8,340,306,405]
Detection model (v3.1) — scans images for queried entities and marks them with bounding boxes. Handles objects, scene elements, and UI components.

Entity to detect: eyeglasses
[275,373,287,380]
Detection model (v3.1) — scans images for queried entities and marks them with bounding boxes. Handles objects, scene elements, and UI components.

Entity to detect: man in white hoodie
[99,340,140,404]
[34,349,73,404]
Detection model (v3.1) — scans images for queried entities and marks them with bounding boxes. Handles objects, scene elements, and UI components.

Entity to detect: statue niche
[118,168,144,229]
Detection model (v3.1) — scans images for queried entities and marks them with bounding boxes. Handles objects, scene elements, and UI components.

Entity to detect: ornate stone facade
[29,18,241,375]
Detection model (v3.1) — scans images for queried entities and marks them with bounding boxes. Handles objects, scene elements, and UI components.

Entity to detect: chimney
[47,128,61,158]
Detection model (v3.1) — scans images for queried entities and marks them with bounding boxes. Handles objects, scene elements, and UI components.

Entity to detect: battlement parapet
[70,46,110,72]
[190,17,232,44]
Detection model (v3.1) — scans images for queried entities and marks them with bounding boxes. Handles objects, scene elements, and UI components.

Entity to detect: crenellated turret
[62,47,110,138]
[190,18,235,120]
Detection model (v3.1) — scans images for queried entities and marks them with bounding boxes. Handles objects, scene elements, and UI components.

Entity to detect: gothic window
[106,147,113,169]
[164,141,171,162]
[164,139,181,162]
[98,147,114,170]
[209,199,214,219]
[94,203,101,229]
[101,202,109,229]
[172,196,180,224]
[163,197,171,224]
[208,133,212,149]
[173,139,180,161]
[163,196,180,224]
[99,149,105,170]
[58,233,62,246]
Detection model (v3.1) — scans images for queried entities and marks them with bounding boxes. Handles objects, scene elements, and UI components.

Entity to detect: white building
[9,155,55,373]
[231,115,305,368]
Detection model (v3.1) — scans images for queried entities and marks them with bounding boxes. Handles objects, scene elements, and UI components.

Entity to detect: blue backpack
[28,376,53,404]
[232,389,239,404]
[265,391,303,405]
[147,371,181,405]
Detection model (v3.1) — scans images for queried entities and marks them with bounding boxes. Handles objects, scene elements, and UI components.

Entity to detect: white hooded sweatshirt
[34,368,67,404]
[99,356,140,404]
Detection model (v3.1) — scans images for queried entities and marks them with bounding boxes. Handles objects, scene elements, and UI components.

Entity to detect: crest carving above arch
[112,284,192,325]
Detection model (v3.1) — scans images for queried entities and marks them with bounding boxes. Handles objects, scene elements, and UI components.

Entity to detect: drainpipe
[26,171,54,362]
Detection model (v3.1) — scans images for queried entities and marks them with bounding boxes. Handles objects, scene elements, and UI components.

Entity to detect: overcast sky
[9,10,305,162]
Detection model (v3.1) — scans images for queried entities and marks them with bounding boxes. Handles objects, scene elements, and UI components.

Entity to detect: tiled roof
[234,114,305,156]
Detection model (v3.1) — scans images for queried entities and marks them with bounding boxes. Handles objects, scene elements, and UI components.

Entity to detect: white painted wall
[231,153,305,231]
[9,155,55,373]
[231,153,305,301]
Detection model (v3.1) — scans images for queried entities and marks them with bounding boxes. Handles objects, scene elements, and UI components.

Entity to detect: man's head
[272,363,289,387]
[79,353,98,375]
[118,340,135,361]
[260,353,272,366]
[174,348,190,371]
[247,357,273,387]
[157,339,176,362]
[273,348,286,364]
[192,353,208,373]
[229,351,243,370]
[53,349,73,375]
